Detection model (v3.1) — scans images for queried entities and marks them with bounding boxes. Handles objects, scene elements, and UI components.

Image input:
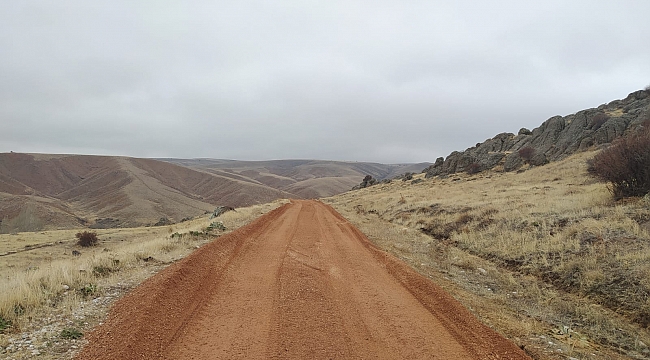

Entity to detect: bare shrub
[466,163,481,175]
[590,112,610,130]
[589,128,650,198]
[518,147,535,162]
[76,231,99,247]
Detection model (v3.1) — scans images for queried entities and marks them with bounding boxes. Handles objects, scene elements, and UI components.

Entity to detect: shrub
[590,112,610,130]
[92,262,119,277]
[76,231,99,247]
[589,128,650,198]
[518,147,535,162]
[0,316,11,333]
[60,328,83,340]
[78,284,97,297]
[466,163,481,175]
[206,221,226,232]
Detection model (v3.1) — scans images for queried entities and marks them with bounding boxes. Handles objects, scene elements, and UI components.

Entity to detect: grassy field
[0,200,286,359]
[325,150,650,360]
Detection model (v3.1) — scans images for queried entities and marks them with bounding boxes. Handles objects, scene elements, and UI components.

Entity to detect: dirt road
[76,200,530,359]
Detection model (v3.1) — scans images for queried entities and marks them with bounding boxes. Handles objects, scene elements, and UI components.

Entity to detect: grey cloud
[1,1,649,163]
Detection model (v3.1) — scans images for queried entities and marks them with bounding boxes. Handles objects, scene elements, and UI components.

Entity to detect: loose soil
[76,200,529,359]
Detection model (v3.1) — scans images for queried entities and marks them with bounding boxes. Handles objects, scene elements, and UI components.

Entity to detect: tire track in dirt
[76,200,530,360]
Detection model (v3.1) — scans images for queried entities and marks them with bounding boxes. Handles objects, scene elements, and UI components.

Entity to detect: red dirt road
[76,200,530,359]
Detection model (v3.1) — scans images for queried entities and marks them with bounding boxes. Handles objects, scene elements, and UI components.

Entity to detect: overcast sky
[1,1,649,163]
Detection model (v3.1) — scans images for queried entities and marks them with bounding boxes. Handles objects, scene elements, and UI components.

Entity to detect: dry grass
[325,150,650,359]
[0,200,286,344]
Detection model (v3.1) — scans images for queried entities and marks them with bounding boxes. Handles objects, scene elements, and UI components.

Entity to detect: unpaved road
[77,200,530,359]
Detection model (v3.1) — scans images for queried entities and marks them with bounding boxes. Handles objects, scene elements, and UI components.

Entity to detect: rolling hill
[0,153,428,232]
[0,153,293,232]
[161,159,430,199]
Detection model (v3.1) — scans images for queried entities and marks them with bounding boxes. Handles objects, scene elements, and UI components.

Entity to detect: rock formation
[423,89,650,177]
[352,175,377,190]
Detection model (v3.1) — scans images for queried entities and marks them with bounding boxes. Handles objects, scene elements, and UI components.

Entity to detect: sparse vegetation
[589,127,650,198]
[76,231,99,247]
[60,327,83,340]
[326,151,650,359]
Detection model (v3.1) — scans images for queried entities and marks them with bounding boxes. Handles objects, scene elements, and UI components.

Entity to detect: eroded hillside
[162,158,430,198]
[0,153,292,232]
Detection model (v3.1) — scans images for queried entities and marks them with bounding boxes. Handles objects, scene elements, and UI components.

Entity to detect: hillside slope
[326,151,650,359]
[0,153,292,232]
[162,159,431,198]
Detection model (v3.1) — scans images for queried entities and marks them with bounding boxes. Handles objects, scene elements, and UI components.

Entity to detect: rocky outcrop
[424,89,650,177]
[352,175,378,190]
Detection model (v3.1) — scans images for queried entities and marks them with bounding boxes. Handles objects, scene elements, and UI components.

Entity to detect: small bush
[589,128,650,198]
[518,146,535,162]
[0,316,11,333]
[466,163,481,175]
[60,328,83,340]
[78,284,97,298]
[76,231,99,247]
[206,221,226,232]
[590,112,610,130]
[92,262,119,277]
[13,304,24,315]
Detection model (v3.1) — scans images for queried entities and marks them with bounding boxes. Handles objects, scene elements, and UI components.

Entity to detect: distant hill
[160,159,431,199]
[423,89,650,177]
[0,153,428,232]
[0,153,293,232]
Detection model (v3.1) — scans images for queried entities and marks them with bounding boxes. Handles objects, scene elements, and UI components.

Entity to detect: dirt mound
[76,200,529,359]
